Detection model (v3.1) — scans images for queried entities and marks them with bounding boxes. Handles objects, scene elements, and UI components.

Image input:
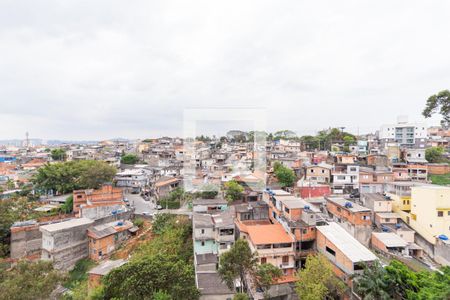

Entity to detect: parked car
[156,205,163,210]
[142,211,151,216]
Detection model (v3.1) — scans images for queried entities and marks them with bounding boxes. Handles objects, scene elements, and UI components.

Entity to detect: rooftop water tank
[438,234,449,241]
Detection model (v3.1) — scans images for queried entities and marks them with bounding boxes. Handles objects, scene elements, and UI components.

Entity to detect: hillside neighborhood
[1,115,450,299]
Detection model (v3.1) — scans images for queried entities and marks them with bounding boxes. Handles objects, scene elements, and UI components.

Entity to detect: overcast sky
[1,1,449,140]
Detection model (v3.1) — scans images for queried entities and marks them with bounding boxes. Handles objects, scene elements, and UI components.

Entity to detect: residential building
[87,220,134,261]
[325,197,372,246]
[114,169,149,193]
[371,232,423,258]
[359,167,394,194]
[316,222,377,284]
[73,184,124,215]
[379,116,427,149]
[193,214,217,255]
[40,218,94,270]
[331,165,359,194]
[304,162,333,184]
[361,193,393,215]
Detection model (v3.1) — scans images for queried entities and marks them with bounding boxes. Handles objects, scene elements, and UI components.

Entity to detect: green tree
[384,260,419,299]
[200,184,219,199]
[33,160,116,194]
[224,180,244,202]
[218,239,258,293]
[60,195,73,213]
[153,290,173,300]
[255,263,283,299]
[0,260,64,300]
[103,254,199,299]
[300,135,320,150]
[120,153,139,164]
[423,89,450,127]
[353,261,391,300]
[295,254,346,300]
[425,146,446,163]
[51,148,66,161]
[274,164,296,187]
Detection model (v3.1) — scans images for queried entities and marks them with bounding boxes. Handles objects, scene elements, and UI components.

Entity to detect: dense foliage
[102,214,198,299]
[425,146,447,163]
[273,162,296,187]
[199,184,219,199]
[354,260,450,300]
[224,180,244,202]
[255,263,283,299]
[60,195,73,213]
[158,187,185,209]
[218,239,258,293]
[423,89,450,127]
[0,260,64,300]
[33,160,117,194]
[301,128,356,151]
[120,153,139,164]
[51,148,67,161]
[295,254,346,300]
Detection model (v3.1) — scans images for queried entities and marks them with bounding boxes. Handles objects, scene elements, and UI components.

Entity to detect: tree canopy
[101,214,198,299]
[33,160,117,194]
[353,260,450,300]
[295,254,346,300]
[423,89,450,127]
[218,239,258,293]
[0,260,64,300]
[50,148,66,161]
[425,146,447,163]
[255,263,283,299]
[120,153,139,164]
[224,180,244,202]
[273,162,296,187]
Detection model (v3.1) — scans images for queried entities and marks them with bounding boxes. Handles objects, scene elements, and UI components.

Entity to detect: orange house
[326,197,371,226]
[87,220,133,261]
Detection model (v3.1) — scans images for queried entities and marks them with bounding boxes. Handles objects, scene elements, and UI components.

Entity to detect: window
[201,229,205,234]
[201,241,205,246]
[261,257,267,264]
[448,211,450,216]
[438,211,444,217]
[325,246,336,257]
[310,169,314,173]
[77,195,83,199]
[322,169,325,174]
[302,229,307,234]
[385,218,390,222]
[282,256,289,264]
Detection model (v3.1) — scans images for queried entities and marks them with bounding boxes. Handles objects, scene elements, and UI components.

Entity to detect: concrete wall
[10,224,42,259]
[435,240,450,266]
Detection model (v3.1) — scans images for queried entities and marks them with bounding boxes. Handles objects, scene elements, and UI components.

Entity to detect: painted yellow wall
[408,186,450,244]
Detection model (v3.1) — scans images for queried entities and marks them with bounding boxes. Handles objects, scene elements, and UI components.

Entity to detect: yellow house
[405,186,450,244]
